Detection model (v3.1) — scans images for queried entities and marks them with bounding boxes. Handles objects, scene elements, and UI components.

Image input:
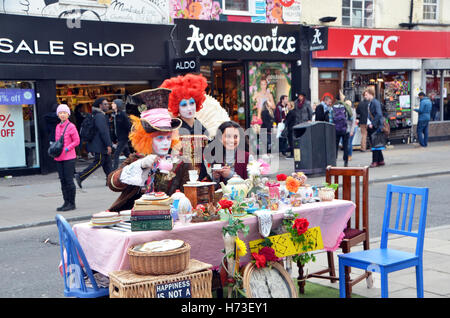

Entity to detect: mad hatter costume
[107,88,190,212]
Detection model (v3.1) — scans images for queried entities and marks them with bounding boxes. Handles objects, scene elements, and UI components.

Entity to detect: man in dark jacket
[356,96,370,152]
[111,99,131,170]
[75,98,112,188]
[315,96,332,122]
[415,92,432,148]
[284,93,313,158]
[294,92,313,124]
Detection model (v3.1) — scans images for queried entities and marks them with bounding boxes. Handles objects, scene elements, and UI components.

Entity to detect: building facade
[0,0,309,176]
[302,0,450,144]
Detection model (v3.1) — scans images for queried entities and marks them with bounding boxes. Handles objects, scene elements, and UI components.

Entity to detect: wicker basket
[318,188,335,201]
[127,242,191,275]
[109,259,212,298]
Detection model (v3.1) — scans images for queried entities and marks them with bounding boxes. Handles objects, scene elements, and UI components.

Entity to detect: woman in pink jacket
[54,104,80,211]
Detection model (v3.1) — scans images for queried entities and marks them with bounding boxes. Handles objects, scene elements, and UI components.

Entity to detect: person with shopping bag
[53,104,80,211]
[365,87,386,168]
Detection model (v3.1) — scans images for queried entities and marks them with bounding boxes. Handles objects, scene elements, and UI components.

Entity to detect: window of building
[342,0,374,27]
[423,0,439,21]
[222,0,265,16]
[0,81,40,170]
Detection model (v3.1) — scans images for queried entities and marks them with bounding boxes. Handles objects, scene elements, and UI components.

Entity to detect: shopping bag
[370,131,386,148]
[276,122,285,139]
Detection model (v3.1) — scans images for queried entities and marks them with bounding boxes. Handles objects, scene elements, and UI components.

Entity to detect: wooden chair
[306,165,371,298]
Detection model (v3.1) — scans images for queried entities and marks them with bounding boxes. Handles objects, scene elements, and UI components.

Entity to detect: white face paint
[179,97,196,119]
[152,133,172,156]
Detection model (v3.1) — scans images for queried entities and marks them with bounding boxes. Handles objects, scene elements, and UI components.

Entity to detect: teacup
[188,170,199,182]
[158,159,173,174]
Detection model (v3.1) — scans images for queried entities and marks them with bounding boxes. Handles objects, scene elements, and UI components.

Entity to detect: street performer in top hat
[107,88,190,212]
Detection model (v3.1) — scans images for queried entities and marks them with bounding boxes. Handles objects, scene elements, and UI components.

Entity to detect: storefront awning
[350,58,422,70]
[423,59,450,70]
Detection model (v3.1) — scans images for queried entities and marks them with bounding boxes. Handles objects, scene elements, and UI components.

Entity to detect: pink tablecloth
[73,199,355,276]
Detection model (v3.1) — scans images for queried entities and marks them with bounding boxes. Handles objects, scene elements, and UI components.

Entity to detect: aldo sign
[172,57,199,74]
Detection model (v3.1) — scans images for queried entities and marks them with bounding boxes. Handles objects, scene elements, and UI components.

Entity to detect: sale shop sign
[0,105,26,168]
[313,27,450,59]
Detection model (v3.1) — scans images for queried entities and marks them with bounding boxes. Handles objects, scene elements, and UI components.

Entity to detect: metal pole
[440,70,445,122]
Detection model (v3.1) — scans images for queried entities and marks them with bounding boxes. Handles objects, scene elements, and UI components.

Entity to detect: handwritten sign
[249,227,324,258]
[156,279,192,298]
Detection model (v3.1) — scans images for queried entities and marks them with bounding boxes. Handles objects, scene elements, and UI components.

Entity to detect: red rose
[218,199,233,211]
[258,247,279,262]
[276,173,287,181]
[252,253,266,268]
[293,218,309,236]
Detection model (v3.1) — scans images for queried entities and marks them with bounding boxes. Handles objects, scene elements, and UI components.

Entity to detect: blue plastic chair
[338,184,429,298]
[55,214,109,298]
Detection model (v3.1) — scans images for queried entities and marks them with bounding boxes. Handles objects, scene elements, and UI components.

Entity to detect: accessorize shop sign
[175,19,301,60]
[0,14,172,66]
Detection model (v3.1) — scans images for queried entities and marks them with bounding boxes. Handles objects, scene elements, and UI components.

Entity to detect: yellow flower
[235,238,247,257]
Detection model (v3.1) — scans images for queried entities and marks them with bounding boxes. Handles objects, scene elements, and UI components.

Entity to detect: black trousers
[78,152,112,182]
[336,132,349,163]
[56,159,76,204]
[112,140,130,170]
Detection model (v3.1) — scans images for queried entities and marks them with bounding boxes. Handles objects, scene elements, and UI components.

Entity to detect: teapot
[220,175,253,199]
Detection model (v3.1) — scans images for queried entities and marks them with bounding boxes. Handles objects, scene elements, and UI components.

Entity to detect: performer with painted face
[107,88,190,212]
[160,74,210,181]
[160,74,209,137]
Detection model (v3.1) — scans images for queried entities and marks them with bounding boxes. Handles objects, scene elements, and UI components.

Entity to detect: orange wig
[160,74,208,117]
[129,115,179,155]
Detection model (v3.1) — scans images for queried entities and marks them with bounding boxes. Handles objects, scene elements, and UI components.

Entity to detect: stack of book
[131,195,173,231]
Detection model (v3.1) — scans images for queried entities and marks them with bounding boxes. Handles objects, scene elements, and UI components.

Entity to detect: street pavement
[1,140,449,298]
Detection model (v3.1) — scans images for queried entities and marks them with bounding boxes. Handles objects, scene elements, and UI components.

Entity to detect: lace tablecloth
[72,199,355,276]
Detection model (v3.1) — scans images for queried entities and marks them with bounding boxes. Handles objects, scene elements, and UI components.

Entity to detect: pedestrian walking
[261,100,276,153]
[356,94,370,152]
[347,100,358,161]
[415,92,432,148]
[111,99,131,170]
[54,104,80,211]
[331,98,353,167]
[365,87,386,168]
[275,95,288,124]
[294,92,313,124]
[75,97,113,188]
[315,95,332,122]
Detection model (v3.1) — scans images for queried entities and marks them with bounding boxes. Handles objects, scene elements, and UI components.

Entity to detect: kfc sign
[350,35,398,56]
[313,28,450,59]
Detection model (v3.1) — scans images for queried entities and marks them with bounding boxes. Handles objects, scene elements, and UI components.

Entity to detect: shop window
[423,0,439,21]
[342,0,374,27]
[426,70,450,122]
[0,81,39,170]
[248,61,291,122]
[222,0,265,16]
